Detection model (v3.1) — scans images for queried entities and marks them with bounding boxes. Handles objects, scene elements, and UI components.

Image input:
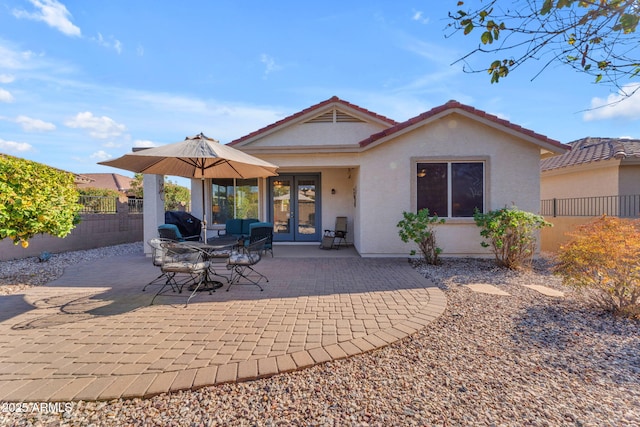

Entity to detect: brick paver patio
[0,246,446,402]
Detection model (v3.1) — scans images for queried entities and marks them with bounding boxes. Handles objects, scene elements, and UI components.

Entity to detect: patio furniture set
[146,217,274,306]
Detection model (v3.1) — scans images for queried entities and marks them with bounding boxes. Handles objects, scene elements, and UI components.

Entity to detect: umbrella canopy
[99,133,278,179]
[99,133,279,241]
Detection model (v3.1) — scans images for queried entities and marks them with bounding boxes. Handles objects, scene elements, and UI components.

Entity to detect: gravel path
[1,247,639,426]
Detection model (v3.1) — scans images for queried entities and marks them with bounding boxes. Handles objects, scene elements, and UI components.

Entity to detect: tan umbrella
[99,133,278,239]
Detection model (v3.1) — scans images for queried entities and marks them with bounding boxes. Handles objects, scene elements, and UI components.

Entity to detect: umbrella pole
[201,178,207,242]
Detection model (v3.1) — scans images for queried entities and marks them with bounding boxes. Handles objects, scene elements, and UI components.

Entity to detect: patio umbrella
[99,133,279,240]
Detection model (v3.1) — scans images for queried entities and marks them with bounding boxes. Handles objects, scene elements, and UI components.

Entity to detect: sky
[1,0,639,179]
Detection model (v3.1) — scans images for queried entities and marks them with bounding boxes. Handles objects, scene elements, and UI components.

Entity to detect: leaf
[464,22,474,35]
[540,0,554,15]
[595,74,603,83]
[481,31,494,44]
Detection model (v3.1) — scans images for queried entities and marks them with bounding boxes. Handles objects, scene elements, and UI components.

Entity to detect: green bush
[397,209,445,265]
[0,155,82,247]
[474,206,550,269]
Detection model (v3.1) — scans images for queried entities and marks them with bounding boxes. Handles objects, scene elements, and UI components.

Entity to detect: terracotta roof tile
[228,96,397,146]
[541,137,640,171]
[77,173,133,192]
[359,100,566,150]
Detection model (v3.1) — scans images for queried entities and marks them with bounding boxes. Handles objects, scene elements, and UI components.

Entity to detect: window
[417,162,484,217]
[211,178,258,224]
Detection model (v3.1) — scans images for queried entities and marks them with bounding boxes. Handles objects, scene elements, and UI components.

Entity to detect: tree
[0,155,82,248]
[449,0,640,94]
[131,173,191,211]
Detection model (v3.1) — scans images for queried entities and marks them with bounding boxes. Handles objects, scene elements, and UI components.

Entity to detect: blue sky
[1,0,639,177]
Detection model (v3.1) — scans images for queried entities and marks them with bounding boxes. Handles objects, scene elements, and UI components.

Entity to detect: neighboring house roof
[229,96,398,146]
[541,137,640,172]
[77,173,134,192]
[358,100,567,154]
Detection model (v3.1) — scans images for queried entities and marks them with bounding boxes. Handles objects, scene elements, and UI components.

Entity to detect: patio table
[181,239,239,291]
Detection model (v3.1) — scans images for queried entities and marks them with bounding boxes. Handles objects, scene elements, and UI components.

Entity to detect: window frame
[413,157,488,220]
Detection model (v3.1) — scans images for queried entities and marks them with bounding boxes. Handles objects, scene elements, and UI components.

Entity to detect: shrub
[0,155,82,247]
[397,209,445,265]
[554,215,640,319]
[474,206,551,269]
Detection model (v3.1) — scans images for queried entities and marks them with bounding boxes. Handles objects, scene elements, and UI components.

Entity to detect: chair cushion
[162,261,209,273]
[227,252,260,266]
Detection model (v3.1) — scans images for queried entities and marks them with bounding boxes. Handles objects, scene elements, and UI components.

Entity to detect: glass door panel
[270,175,320,242]
[272,177,292,239]
[297,179,316,237]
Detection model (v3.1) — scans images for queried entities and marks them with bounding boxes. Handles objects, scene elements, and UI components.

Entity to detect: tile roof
[228,96,398,146]
[540,137,640,171]
[77,173,134,192]
[358,100,566,151]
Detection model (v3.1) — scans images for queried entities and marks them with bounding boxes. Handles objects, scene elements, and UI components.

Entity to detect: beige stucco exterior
[232,98,566,257]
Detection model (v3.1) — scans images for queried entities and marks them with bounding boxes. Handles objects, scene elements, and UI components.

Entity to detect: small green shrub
[554,216,640,319]
[397,209,445,265]
[474,206,551,269]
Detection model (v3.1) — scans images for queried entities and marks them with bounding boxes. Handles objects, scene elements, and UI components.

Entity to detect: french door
[269,175,320,242]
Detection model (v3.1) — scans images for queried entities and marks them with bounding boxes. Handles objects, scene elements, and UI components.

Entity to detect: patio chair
[226,237,269,291]
[246,221,274,257]
[143,238,179,292]
[150,242,211,306]
[158,223,200,242]
[323,216,348,249]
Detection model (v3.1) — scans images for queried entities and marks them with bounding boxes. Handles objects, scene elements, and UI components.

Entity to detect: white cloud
[64,111,127,139]
[584,84,640,121]
[0,88,14,103]
[92,33,123,54]
[0,138,33,152]
[412,10,430,25]
[260,54,282,77]
[0,74,15,83]
[15,115,56,132]
[136,44,144,56]
[13,0,81,37]
[89,150,112,161]
[133,139,157,148]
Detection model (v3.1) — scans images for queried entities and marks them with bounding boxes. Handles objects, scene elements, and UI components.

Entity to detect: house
[541,137,640,200]
[221,97,568,257]
[540,137,640,252]
[77,173,137,202]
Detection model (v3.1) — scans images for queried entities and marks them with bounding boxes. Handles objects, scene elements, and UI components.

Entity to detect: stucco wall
[540,216,598,253]
[541,161,619,199]
[619,164,640,195]
[356,114,543,257]
[0,205,143,261]
[248,121,386,148]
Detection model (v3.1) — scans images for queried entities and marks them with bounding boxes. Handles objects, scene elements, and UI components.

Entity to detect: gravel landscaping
[1,245,638,426]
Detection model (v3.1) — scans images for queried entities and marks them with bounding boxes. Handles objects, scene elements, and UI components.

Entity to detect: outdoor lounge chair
[226,237,269,291]
[322,216,348,249]
[150,241,211,306]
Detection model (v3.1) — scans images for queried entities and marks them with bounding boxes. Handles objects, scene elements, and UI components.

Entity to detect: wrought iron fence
[127,198,144,214]
[541,194,640,218]
[78,195,117,214]
[78,196,144,214]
